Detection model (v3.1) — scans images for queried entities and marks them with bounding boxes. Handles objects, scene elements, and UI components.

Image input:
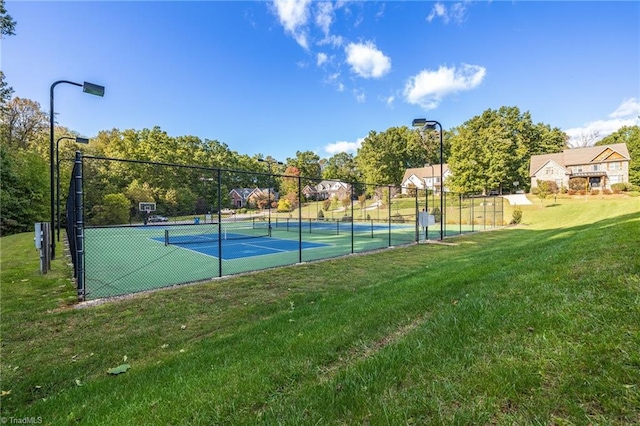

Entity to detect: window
[609,175,622,184]
[609,162,621,171]
[545,167,553,175]
[592,164,599,172]
[575,166,583,173]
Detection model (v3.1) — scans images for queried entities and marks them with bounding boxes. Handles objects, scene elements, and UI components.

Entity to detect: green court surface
[83,220,420,300]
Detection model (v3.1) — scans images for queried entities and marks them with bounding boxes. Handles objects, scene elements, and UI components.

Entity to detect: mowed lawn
[1,195,639,425]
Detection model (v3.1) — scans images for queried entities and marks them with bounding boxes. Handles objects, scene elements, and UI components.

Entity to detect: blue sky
[2,1,639,161]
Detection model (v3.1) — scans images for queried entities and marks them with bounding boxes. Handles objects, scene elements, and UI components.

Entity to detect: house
[401,164,450,194]
[316,180,351,200]
[529,143,630,190]
[229,188,278,208]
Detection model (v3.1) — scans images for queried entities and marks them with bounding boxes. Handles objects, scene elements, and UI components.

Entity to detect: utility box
[35,222,51,274]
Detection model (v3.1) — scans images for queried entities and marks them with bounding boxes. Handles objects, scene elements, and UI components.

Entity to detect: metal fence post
[74,151,85,301]
[217,169,223,277]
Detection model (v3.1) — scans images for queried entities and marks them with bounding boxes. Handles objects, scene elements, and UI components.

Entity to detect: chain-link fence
[66,153,503,300]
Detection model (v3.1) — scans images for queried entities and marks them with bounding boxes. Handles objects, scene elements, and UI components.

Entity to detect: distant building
[529,143,630,190]
[229,188,277,208]
[401,164,450,194]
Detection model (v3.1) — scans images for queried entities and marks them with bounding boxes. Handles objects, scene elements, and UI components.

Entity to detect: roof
[529,143,630,176]
[401,164,450,183]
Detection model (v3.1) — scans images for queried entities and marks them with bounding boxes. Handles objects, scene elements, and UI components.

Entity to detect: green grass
[1,196,639,424]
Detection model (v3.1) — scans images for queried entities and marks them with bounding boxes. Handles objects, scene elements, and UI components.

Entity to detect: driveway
[502,194,532,206]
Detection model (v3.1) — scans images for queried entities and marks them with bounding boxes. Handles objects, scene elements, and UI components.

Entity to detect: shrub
[602,188,612,195]
[511,207,523,225]
[590,189,600,196]
[611,183,627,193]
[569,178,588,191]
[322,199,331,211]
[578,190,586,196]
[340,215,352,222]
[317,210,324,220]
[567,189,576,196]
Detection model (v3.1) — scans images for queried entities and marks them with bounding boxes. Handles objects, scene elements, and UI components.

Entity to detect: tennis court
[152,228,329,260]
[83,220,417,300]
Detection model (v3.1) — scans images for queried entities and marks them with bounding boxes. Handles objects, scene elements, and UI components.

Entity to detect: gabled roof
[401,164,450,183]
[530,143,630,176]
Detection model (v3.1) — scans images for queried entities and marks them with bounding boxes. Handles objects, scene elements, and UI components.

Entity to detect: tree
[91,193,130,225]
[597,125,640,186]
[0,71,13,107]
[536,180,551,205]
[322,152,360,182]
[0,145,48,235]
[447,106,566,194]
[287,150,321,187]
[356,126,426,188]
[280,165,300,197]
[0,0,17,37]
[0,97,49,149]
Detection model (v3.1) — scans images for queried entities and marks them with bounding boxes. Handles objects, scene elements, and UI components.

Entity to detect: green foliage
[322,152,360,182]
[0,0,16,37]
[277,197,291,212]
[0,146,48,235]
[447,106,566,194]
[317,209,324,220]
[611,182,629,193]
[356,126,427,188]
[511,207,523,224]
[91,193,130,225]
[597,125,640,186]
[569,177,587,191]
[536,181,551,204]
[330,197,338,210]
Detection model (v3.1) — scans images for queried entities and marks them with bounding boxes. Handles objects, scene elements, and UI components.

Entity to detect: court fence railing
[65,153,504,301]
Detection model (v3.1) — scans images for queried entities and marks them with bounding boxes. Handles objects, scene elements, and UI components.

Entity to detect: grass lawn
[1,195,639,424]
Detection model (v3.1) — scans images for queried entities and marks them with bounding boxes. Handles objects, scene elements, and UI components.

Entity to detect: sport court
[83,220,416,300]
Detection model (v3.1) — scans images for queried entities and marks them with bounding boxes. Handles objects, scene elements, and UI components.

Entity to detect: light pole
[258,158,283,236]
[50,80,104,259]
[413,119,444,241]
[56,136,89,241]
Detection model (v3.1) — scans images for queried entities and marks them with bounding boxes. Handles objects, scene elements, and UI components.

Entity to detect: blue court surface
[153,234,330,260]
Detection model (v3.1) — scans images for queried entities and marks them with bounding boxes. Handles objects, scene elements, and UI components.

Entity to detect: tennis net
[164,221,269,245]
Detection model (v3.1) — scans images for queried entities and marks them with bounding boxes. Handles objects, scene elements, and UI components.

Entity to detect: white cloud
[315,2,334,36]
[427,2,468,24]
[353,89,366,103]
[271,0,312,49]
[565,98,640,147]
[345,41,392,79]
[609,98,640,119]
[324,137,364,155]
[317,52,328,66]
[403,64,486,110]
[385,95,395,108]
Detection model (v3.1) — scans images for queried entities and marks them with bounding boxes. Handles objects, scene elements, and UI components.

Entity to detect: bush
[611,183,627,193]
[567,189,576,196]
[322,199,331,211]
[569,178,588,191]
[511,207,523,225]
[590,189,600,196]
[340,216,352,222]
[602,188,612,195]
[317,210,324,220]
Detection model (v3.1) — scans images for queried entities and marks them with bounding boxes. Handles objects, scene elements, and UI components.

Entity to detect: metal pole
[268,163,272,237]
[73,151,85,301]
[438,122,444,241]
[50,80,82,260]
